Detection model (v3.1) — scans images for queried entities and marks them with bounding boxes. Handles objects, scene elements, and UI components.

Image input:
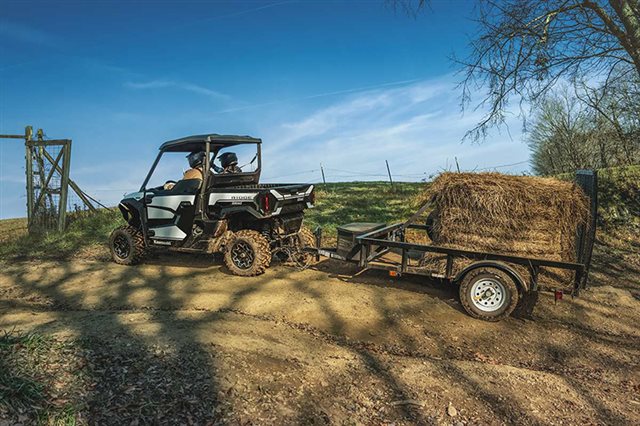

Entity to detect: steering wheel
[151,180,177,191]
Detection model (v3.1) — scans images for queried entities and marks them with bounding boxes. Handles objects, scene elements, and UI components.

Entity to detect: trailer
[313,170,598,321]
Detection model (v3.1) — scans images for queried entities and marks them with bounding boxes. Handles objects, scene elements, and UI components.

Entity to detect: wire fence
[69,158,531,207]
[25,135,100,232]
[260,159,530,183]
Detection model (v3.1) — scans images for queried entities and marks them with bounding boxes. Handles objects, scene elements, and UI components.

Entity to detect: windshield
[213,144,259,174]
[144,151,209,190]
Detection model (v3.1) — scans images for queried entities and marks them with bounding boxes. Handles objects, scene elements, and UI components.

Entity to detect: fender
[453,260,530,292]
[118,197,149,243]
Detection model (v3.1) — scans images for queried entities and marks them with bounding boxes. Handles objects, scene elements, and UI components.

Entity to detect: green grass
[304,181,425,240]
[0,170,636,260]
[0,331,84,425]
[0,209,124,260]
[558,165,640,226]
[0,182,424,260]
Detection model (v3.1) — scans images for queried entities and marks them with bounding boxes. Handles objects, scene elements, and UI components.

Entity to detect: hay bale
[420,173,590,287]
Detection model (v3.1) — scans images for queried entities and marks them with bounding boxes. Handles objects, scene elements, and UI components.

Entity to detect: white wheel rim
[470,278,507,312]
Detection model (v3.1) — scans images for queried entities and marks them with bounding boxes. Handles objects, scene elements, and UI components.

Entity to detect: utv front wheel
[224,230,271,276]
[109,226,146,265]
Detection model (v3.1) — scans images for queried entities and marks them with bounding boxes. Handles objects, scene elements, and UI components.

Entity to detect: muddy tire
[109,225,146,265]
[292,226,317,266]
[459,267,519,321]
[224,230,271,276]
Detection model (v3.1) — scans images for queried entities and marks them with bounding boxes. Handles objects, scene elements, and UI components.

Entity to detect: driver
[217,152,242,174]
[163,151,205,190]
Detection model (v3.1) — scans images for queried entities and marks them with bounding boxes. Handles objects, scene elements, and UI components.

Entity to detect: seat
[170,178,202,194]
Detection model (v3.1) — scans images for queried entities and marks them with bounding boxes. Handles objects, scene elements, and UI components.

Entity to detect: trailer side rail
[356,222,586,291]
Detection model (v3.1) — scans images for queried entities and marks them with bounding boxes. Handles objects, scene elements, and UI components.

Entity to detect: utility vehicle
[109,134,315,276]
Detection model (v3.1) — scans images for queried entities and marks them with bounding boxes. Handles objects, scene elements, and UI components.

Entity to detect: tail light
[261,193,272,213]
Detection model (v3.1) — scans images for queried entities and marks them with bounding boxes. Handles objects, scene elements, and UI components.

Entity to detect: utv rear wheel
[291,226,317,266]
[459,267,519,321]
[224,230,271,276]
[109,226,145,265]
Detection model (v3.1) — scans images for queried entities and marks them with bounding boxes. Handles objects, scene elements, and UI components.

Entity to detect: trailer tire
[109,225,146,265]
[224,230,271,276]
[459,267,519,321]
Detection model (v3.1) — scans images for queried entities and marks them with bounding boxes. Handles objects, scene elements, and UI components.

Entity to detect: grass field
[2,164,639,260]
[305,181,424,238]
[1,165,638,260]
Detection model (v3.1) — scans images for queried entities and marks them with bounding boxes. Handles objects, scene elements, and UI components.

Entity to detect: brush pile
[422,172,590,263]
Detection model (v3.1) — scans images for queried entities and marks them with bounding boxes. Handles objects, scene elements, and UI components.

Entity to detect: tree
[393,1,640,139]
[575,67,640,163]
[527,85,640,174]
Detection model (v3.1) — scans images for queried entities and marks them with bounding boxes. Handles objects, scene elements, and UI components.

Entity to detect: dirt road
[1,250,639,425]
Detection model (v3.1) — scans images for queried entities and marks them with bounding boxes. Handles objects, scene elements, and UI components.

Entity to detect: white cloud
[258,75,530,182]
[0,74,533,218]
[124,80,229,100]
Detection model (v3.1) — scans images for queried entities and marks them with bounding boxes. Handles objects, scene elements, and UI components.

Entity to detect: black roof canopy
[160,134,262,152]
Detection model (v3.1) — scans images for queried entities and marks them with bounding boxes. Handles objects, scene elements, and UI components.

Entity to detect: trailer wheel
[109,225,146,265]
[224,230,271,276]
[459,267,519,321]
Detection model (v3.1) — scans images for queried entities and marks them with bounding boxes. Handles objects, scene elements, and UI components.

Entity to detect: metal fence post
[385,160,395,190]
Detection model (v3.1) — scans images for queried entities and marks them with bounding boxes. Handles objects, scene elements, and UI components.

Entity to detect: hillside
[0,178,638,425]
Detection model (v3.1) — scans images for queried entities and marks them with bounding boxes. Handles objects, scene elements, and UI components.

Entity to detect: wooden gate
[25,138,72,232]
[2,126,99,234]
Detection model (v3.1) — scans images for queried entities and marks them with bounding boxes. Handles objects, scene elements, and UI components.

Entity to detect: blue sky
[0,0,531,219]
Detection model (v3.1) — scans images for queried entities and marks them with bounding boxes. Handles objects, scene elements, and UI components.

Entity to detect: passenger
[217,152,243,174]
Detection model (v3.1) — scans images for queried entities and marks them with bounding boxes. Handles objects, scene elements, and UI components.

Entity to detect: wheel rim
[231,240,255,269]
[470,278,507,312]
[113,234,131,259]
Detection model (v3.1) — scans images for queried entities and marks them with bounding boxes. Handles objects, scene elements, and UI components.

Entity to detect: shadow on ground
[0,236,638,424]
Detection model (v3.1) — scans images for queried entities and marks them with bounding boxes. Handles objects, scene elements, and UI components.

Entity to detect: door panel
[150,226,187,240]
[147,195,196,219]
[145,194,196,241]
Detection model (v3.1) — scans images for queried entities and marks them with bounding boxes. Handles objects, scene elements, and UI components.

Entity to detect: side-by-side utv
[109,134,315,276]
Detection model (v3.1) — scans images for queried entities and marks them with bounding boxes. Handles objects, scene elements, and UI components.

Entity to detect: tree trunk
[609,0,640,75]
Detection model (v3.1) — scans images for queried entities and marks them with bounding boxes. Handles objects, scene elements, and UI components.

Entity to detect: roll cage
[140,134,262,193]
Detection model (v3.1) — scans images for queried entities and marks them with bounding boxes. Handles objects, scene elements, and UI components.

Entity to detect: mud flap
[514,291,539,320]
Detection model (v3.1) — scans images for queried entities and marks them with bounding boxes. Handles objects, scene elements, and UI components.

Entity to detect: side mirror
[144,193,154,203]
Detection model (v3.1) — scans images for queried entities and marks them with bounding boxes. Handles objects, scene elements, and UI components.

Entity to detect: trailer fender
[454,261,529,293]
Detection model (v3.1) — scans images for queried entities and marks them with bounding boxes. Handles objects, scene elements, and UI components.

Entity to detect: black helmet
[218,152,238,168]
[187,151,205,168]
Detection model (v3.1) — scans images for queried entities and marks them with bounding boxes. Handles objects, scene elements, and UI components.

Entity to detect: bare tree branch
[391,0,640,140]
